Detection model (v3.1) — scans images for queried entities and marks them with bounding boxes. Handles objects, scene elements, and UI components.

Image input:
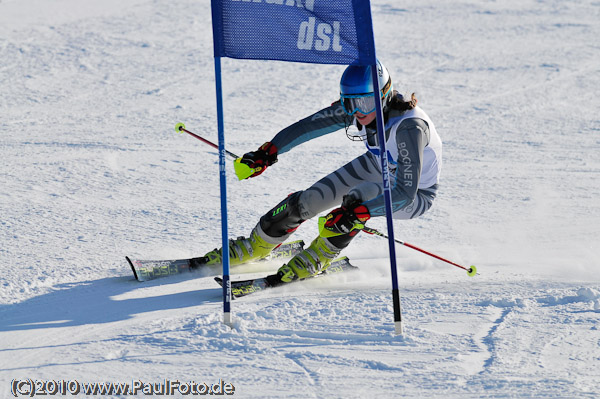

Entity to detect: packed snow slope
[1,0,599,397]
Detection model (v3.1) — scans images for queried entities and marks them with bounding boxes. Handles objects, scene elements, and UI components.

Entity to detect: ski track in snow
[1,0,600,397]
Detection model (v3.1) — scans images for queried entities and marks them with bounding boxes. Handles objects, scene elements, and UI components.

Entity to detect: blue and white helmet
[339,60,392,115]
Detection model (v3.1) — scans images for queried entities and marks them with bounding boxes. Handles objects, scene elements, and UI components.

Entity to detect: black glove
[240,142,278,178]
[323,195,371,235]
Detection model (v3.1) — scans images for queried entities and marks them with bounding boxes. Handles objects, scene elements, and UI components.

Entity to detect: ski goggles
[340,78,392,116]
[340,93,377,116]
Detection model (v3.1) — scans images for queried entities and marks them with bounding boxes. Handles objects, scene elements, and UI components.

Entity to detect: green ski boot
[197,227,279,268]
[277,236,341,283]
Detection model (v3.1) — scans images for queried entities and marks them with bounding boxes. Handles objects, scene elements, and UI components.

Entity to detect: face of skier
[340,92,380,126]
[355,110,376,125]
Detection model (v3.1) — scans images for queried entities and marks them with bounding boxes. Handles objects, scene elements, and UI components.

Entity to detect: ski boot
[267,235,341,286]
[191,227,278,269]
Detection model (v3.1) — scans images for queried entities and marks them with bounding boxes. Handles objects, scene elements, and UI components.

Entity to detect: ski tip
[125,256,140,281]
[332,256,359,270]
[214,276,223,286]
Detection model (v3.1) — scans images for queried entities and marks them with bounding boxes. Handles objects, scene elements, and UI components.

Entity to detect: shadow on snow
[0,275,222,332]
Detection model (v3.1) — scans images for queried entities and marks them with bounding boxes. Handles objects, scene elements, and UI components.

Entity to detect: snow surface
[1,0,599,397]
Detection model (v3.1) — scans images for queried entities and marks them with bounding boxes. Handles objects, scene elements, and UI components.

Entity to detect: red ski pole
[175,122,240,160]
[175,123,258,180]
[362,226,478,276]
[176,123,478,277]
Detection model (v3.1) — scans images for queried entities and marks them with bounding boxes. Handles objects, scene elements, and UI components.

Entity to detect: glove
[323,195,371,235]
[239,142,278,178]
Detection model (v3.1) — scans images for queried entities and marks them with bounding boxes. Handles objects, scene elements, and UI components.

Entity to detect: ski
[214,256,359,299]
[127,240,305,282]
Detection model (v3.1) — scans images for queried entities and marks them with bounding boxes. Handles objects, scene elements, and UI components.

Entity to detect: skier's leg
[199,224,280,267]
[200,188,313,267]
[296,152,383,220]
[252,151,382,254]
[391,184,438,220]
[273,161,439,282]
[200,153,381,268]
[258,191,305,242]
[272,153,384,282]
[275,229,361,283]
[274,185,438,282]
[199,190,308,267]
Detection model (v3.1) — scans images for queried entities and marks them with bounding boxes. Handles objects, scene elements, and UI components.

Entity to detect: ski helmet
[339,60,392,115]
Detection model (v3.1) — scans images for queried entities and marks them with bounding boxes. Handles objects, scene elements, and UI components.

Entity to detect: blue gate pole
[214,56,232,326]
[371,65,403,335]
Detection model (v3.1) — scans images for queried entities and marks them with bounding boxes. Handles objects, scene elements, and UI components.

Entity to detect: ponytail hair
[387,91,418,112]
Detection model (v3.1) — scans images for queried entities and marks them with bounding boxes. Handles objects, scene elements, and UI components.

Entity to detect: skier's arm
[270,102,350,155]
[362,118,430,217]
[237,102,349,179]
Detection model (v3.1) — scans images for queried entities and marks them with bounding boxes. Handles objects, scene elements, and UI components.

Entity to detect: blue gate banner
[211,0,376,65]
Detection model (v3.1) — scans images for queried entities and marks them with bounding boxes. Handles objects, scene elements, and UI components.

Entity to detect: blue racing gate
[209,0,402,335]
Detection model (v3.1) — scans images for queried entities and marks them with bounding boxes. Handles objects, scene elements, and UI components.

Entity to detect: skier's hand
[323,197,370,235]
[239,142,278,178]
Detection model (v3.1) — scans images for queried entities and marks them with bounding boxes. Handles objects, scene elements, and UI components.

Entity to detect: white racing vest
[363,106,442,189]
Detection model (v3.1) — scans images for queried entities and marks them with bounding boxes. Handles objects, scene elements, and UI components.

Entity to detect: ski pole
[175,122,240,160]
[175,123,257,180]
[362,226,478,277]
[176,123,477,277]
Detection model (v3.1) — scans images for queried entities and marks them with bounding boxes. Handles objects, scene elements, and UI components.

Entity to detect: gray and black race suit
[257,94,442,249]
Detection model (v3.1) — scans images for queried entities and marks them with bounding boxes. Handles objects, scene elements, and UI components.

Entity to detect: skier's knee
[296,189,325,220]
[347,182,381,203]
[259,191,305,239]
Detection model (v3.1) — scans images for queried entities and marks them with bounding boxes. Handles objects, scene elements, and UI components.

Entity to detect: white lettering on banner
[230,0,343,53]
[297,17,342,52]
[232,0,315,12]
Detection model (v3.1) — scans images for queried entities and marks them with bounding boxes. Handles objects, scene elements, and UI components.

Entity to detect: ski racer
[198,60,442,286]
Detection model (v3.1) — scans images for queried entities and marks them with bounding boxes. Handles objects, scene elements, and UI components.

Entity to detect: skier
[199,60,442,286]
